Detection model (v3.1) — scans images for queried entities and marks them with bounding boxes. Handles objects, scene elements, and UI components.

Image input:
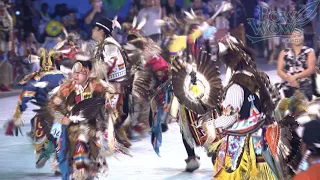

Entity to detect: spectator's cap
[296,120,320,149]
[94,17,113,35]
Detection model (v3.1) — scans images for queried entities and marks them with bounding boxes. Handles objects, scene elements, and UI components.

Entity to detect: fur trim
[99,79,116,94]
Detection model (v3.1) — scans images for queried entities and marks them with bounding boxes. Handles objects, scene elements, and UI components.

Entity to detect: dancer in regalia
[44,58,116,180]
[0,3,13,91]
[122,15,172,155]
[5,48,65,174]
[206,35,283,179]
[91,17,132,148]
[156,1,232,171]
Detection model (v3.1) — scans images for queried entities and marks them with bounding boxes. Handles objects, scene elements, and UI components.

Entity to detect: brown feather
[172,48,222,114]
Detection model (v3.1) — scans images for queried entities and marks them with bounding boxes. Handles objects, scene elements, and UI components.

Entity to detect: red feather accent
[107,58,118,77]
[5,120,14,136]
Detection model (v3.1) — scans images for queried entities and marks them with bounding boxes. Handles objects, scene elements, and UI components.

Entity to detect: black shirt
[84,8,108,39]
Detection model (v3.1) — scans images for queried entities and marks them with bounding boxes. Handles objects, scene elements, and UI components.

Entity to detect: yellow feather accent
[39,48,46,68]
[190,84,201,96]
[33,136,48,153]
[292,92,309,115]
[277,98,291,111]
[208,138,223,153]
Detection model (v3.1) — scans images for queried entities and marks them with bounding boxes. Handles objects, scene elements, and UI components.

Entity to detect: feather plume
[190,9,196,17]
[92,60,108,80]
[63,28,68,38]
[132,16,137,28]
[184,10,195,20]
[69,114,86,123]
[53,40,67,50]
[137,16,147,30]
[112,15,121,30]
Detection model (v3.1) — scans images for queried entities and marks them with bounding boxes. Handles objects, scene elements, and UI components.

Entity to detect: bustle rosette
[171,47,222,114]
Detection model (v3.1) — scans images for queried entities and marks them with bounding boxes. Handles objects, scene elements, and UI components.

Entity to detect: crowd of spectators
[0,0,319,92]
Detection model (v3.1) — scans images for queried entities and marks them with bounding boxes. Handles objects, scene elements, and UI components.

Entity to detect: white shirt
[137,7,161,37]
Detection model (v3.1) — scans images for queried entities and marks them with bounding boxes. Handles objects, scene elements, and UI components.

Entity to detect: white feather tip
[33,81,48,88]
[184,11,195,19]
[132,16,138,28]
[154,19,166,26]
[137,16,147,30]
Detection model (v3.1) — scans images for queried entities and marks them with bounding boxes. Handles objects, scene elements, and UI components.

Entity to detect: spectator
[162,0,182,18]
[21,0,37,36]
[137,0,162,42]
[277,29,316,100]
[84,0,107,39]
[38,3,51,38]
[19,32,40,73]
[190,0,209,18]
[312,4,320,52]
[68,11,80,32]
[60,10,80,33]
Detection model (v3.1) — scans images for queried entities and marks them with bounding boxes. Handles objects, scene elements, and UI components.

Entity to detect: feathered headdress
[122,15,147,44]
[37,48,55,71]
[123,14,161,62]
[218,35,281,119]
[19,48,58,84]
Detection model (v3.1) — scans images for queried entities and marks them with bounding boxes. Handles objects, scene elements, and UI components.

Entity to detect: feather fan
[70,97,106,122]
[276,115,302,174]
[172,48,222,114]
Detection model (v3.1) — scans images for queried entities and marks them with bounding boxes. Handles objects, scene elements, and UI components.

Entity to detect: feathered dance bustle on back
[172,47,222,114]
